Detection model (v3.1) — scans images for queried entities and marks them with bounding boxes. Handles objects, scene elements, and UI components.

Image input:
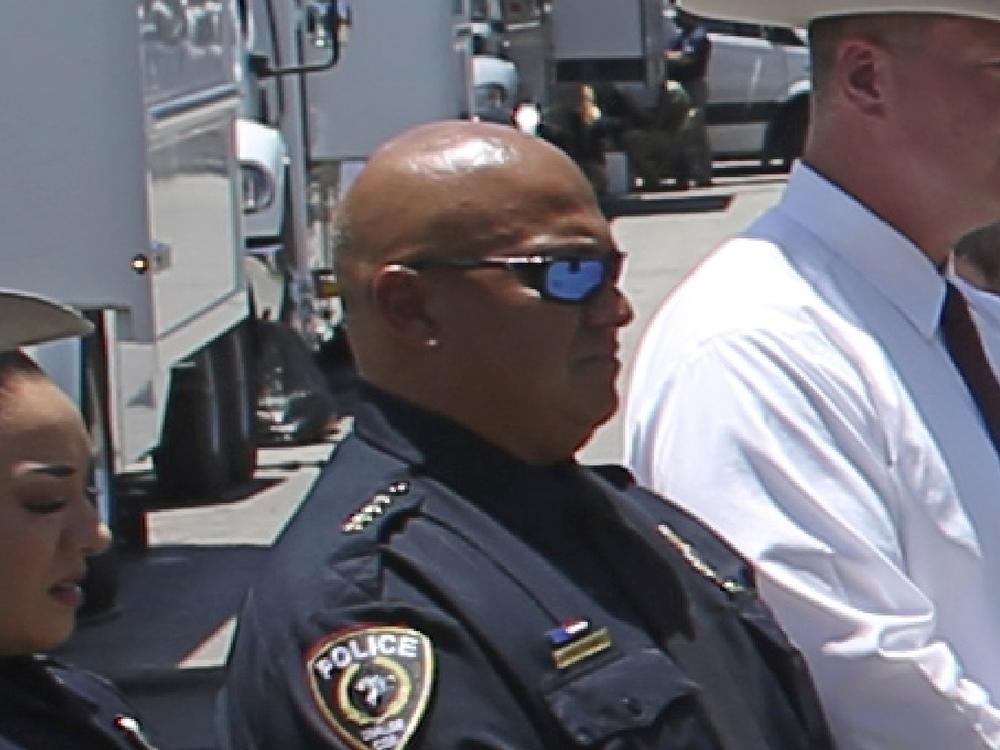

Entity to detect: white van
[666,7,811,167]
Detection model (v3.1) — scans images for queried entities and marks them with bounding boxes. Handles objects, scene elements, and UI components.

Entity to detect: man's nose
[585,281,634,327]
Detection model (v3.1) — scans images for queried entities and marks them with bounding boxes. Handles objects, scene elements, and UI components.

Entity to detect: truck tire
[80,549,119,619]
[155,344,230,498]
[217,322,258,485]
[155,323,259,497]
[80,331,120,615]
[774,98,809,172]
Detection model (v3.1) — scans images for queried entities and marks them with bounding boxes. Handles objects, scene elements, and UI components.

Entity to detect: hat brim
[679,0,1000,28]
[0,290,93,352]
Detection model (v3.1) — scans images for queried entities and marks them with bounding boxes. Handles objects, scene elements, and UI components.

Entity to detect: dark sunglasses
[400,251,624,304]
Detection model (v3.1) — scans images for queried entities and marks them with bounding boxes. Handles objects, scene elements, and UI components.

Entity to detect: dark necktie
[941,281,1000,457]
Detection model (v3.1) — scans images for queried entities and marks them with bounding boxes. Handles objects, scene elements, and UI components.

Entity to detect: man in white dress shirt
[626,2,1000,748]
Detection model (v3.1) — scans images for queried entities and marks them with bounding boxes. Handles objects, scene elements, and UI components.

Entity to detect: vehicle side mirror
[305,1,338,52]
[253,1,351,78]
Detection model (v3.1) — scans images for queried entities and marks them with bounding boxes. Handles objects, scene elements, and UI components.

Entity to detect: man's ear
[371,264,439,346]
[837,39,888,116]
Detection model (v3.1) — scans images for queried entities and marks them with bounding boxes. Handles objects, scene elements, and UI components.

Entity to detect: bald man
[218,121,832,750]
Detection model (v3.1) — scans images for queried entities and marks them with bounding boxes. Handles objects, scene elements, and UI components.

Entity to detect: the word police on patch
[306,625,435,750]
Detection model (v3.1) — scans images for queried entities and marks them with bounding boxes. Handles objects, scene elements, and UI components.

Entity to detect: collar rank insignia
[657,523,747,596]
[342,481,411,534]
[306,625,435,750]
[546,618,612,670]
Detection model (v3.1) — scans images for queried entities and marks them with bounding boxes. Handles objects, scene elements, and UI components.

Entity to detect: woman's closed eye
[23,496,70,515]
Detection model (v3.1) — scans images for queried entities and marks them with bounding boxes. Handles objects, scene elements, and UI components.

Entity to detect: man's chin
[571,390,619,440]
[593,398,618,431]
[585,370,620,416]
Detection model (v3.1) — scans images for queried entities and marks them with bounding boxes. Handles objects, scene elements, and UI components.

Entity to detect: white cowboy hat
[0,289,93,352]
[679,0,1000,28]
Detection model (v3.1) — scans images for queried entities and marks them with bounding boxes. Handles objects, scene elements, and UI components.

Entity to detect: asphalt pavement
[56,442,337,749]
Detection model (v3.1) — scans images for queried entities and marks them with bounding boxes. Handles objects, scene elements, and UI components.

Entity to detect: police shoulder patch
[306,625,435,750]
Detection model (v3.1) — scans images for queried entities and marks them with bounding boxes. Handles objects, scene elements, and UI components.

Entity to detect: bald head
[328,121,628,463]
[334,121,598,319]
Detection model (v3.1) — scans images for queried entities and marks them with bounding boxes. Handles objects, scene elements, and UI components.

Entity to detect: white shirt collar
[778,162,947,340]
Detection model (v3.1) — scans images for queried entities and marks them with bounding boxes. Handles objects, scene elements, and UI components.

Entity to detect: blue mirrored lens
[545,259,606,301]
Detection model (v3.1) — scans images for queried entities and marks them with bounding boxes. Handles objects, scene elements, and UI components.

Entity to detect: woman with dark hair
[0,293,160,749]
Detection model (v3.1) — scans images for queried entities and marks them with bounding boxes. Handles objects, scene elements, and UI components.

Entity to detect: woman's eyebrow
[12,461,75,479]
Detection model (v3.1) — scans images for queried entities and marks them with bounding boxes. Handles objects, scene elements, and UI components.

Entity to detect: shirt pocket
[543,647,711,748]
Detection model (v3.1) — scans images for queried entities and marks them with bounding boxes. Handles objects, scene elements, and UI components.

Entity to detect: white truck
[499,0,810,177]
[502,0,667,133]
[4,0,258,603]
[662,4,811,167]
[235,0,474,349]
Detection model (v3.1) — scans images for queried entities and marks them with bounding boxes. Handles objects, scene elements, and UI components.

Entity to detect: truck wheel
[776,99,809,172]
[217,322,258,485]
[80,335,120,615]
[80,548,119,619]
[155,345,230,498]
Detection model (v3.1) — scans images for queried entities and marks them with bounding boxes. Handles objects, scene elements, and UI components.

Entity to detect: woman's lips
[49,580,84,608]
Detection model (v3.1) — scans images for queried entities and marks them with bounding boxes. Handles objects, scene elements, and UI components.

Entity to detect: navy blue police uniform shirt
[668,24,711,84]
[0,655,158,749]
[218,384,834,750]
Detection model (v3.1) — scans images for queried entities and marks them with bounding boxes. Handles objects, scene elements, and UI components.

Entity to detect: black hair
[0,350,45,398]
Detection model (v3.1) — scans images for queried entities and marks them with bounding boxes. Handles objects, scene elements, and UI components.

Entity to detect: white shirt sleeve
[627,329,1000,749]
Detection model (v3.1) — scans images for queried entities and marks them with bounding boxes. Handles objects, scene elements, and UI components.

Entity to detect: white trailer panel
[1,0,249,470]
[552,0,646,59]
[304,0,469,161]
[0,2,152,333]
